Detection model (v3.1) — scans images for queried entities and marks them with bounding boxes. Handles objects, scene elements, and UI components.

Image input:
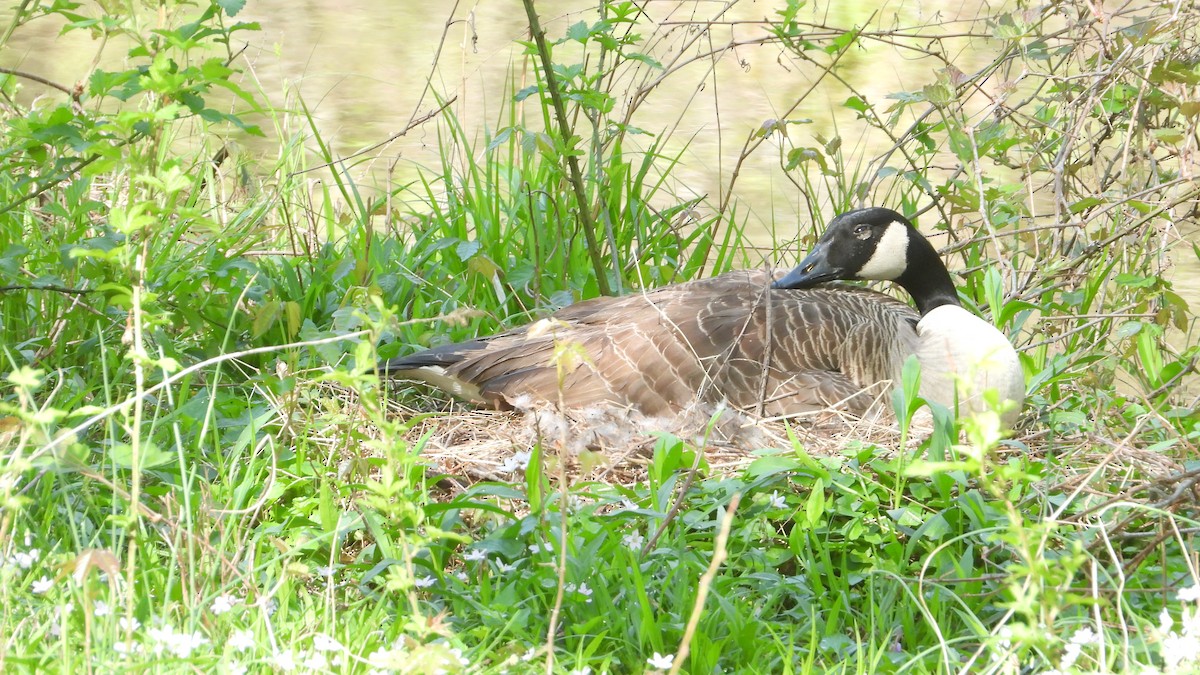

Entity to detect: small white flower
[647,652,674,669]
[576,582,593,602]
[622,531,645,551]
[367,646,406,669]
[1183,605,1200,638]
[228,629,256,652]
[463,549,487,563]
[13,549,39,569]
[272,649,298,671]
[1161,608,1176,633]
[312,633,343,652]
[94,600,111,617]
[1162,631,1200,670]
[1070,626,1099,645]
[1181,585,1200,602]
[414,575,436,589]
[569,668,592,675]
[1060,641,1082,670]
[521,647,538,662]
[113,640,142,655]
[315,565,335,578]
[766,490,787,509]
[211,593,237,615]
[147,626,173,654]
[619,497,638,511]
[449,646,470,666]
[119,616,140,632]
[259,598,278,616]
[226,662,248,675]
[300,650,328,670]
[146,624,208,657]
[454,571,469,583]
[495,560,517,573]
[31,576,52,594]
[169,630,208,657]
[528,542,554,555]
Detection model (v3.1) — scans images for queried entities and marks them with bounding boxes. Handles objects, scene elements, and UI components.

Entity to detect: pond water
[5,1,1198,316]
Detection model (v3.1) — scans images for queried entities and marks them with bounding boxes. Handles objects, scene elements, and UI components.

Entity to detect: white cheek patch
[857,221,909,280]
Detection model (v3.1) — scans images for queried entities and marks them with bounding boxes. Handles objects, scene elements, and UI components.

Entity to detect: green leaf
[825,29,858,54]
[252,299,281,338]
[456,239,481,262]
[567,20,591,43]
[922,83,954,105]
[624,52,663,69]
[6,367,43,389]
[843,95,869,113]
[110,442,175,469]
[526,444,544,513]
[744,456,803,478]
[319,478,338,534]
[1068,196,1104,214]
[217,0,247,16]
[803,479,826,528]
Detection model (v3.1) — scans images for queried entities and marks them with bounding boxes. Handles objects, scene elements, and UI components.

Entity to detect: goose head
[773,207,960,316]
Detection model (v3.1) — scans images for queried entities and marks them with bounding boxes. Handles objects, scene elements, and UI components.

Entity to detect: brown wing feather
[381,269,920,416]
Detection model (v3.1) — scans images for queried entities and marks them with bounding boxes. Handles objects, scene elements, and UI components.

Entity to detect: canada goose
[381,207,1024,425]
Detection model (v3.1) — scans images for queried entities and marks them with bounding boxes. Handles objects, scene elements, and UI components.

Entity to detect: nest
[377,385,934,488]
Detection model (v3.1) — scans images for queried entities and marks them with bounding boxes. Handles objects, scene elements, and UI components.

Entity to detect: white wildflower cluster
[444,646,470,669]
[312,633,344,653]
[1158,585,1200,672]
[228,629,256,652]
[368,639,467,674]
[1058,626,1100,671]
[272,649,298,671]
[277,635,346,672]
[367,637,410,671]
[210,593,238,615]
[528,542,554,555]
[564,582,594,603]
[146,624,210,658]
[5,546,40,570]
[113,640,142,655]
[1044,583,1200,674]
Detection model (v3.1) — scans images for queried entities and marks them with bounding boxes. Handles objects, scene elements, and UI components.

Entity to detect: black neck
[895,234,961,317]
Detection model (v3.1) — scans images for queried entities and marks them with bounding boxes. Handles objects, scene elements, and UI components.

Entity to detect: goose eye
[853,224,871,239]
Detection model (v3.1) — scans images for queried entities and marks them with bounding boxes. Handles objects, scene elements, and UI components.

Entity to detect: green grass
[2,1,1200,673]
